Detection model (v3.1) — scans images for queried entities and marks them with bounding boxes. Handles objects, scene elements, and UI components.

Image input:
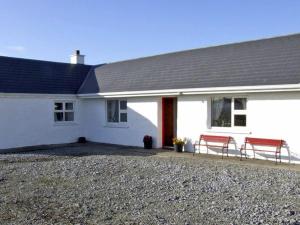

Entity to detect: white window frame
[232,98,247,127]
[106,99,128,127]
[54,101,75,123]
[210,96,247,129]
[119,100,128,123]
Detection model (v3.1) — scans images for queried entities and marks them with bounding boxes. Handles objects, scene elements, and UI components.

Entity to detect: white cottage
[1,34,300,163]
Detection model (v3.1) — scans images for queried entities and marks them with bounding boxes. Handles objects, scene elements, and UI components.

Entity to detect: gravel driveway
[0,143,299,225]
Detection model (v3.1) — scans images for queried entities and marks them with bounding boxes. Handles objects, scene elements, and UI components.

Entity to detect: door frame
[162,97,177,147]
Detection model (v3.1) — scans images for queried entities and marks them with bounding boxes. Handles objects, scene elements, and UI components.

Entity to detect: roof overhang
[0,93,76,98]
[77,84,300,98]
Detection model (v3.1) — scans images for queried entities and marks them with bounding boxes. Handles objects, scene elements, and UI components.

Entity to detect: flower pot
[174,144,183,152]
[143,135,153,149]
[144,142,152,149]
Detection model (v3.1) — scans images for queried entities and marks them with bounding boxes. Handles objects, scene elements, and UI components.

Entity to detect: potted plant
[172,137,186,152]
[143,135,153,149]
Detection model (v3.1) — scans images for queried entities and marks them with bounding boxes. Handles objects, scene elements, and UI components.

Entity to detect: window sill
[207,127,251,135]
[54,122,78,126]
[104,123,129,129]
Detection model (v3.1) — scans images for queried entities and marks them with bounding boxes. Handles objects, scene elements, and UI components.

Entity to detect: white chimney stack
[70,50,85,64]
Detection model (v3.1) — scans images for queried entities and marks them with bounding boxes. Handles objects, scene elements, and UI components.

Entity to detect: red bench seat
[240,137,285,163]
[193,134,232,159]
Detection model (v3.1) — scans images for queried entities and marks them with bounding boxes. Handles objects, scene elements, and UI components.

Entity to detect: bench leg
[275,151,281,164]
[280,152,281,163]
[193,145,200,156]
[221,146,228,159]
[240,148,247,161]
[221,147,224,159]
[279,150,281,163]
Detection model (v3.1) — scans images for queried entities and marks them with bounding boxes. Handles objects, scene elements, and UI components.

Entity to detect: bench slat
[198,144,227,148]
[245,137,283,147]
[201,135,231,143]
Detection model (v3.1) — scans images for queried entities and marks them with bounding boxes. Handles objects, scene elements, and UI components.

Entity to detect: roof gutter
[77,84,300,98]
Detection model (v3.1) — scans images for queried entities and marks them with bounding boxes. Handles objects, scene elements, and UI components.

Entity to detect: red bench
[193,134,232,159]
[240,137,285,163]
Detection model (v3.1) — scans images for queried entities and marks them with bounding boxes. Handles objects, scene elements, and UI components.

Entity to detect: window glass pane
[211,97,232,127]
[65,102,74,110]
[65,112,74,121]
[234,114,246,126]
[107,100,119,122]
[55,102,63,110]
[120,100,127,110]
[54,112,64,121]
[120,113,127,122]
[234,98,246,110]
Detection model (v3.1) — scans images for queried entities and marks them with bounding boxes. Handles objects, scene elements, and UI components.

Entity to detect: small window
[54,112,64,122]
[211,97,232,127]
[234,114,246,126]
[54,102,74,122]
[65,112,74,121]
[65,102,74,110]
[107,100,128,123]
[120,113,127,122]
[120,100,127,110]
[107,100,119,122]
[211,97,247,128]
[234,98,247,110]
[55,102,63,110]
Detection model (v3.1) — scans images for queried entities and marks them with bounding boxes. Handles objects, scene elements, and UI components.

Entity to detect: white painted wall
[81,97,162,148]
[0,95,81,150]
[177,92,300,163]
[1,91,300,164]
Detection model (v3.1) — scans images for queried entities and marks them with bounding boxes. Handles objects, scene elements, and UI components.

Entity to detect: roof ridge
[77,64,106,94]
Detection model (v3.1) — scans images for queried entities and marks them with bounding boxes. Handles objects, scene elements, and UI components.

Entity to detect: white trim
[81,92,180,98]
[2,84,300,99]
[206,129,251,135]
[77,84,300,98]
[53,122,79,126]
[104,124,129,129]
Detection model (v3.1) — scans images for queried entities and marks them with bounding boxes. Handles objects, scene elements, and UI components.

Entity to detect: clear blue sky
[0,0,299,65]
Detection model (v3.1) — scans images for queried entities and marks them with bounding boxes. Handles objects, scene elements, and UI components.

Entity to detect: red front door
[162,97,177,147]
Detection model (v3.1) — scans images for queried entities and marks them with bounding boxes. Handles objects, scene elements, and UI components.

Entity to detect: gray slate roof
[0,56,91,94]
[78,33,300,94]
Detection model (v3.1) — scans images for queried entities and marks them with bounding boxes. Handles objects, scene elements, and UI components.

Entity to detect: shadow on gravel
[1,142,171,158]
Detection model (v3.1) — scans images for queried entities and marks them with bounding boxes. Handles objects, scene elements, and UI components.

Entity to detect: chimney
[70,50,85,64]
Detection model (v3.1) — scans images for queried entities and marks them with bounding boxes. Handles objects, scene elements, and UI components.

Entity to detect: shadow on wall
[81,97,162,149]
[0,100,161,152]
[0,97,161,152]
[128,102,159,148]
